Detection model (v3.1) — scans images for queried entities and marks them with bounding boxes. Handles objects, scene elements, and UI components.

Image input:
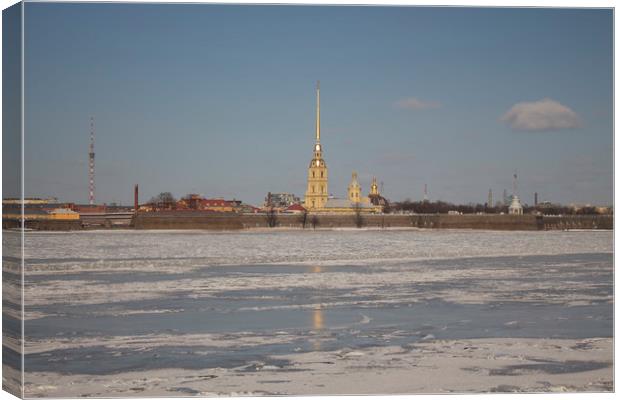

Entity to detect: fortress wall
[29,220,83,231]
[282,214,539,230]
[252,213,611,231]
[10,213,610,231]
[133,212,613,231]
[3,218,82,231]
[437,214,542,230]
[541,215,613,230]
[134,211,244,230]
[302,214,420,228]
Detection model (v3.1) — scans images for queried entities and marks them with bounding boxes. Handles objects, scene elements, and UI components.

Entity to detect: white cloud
[394,97,441,110]
[500,98,580,131]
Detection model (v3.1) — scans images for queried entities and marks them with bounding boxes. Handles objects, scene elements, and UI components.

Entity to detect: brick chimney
[134,184,139,213]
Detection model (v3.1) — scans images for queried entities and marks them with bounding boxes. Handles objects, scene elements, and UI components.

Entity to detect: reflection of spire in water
[310,265,324,350]
[312,304,323,351]
[313,305,323,331]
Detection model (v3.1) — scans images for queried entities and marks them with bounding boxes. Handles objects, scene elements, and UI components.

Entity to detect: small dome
[509,195,523,215]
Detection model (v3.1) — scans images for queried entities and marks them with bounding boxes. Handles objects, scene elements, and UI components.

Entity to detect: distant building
[508,173,523,215]
[175,195,240,213]
[283,203,306,214]
[301,83,385,214]
[200,199,236,212]
[508,195,523,215]
[74,204,107,214]
[322,198,377,213]
[236,203,262,214]
[177,194,203,210]
[265,192,300,209]
[2,206,80,222]
[3,208,49,220]
[537,201,554,210]
[321,172,383,214]
[368,177,389,208]
[3,197,58,205]
[49,208,80,220]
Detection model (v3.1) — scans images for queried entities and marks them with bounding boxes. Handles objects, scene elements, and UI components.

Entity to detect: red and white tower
[88,116,96,205]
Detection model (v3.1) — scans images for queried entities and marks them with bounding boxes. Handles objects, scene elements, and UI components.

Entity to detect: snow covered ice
[5,229,613,396]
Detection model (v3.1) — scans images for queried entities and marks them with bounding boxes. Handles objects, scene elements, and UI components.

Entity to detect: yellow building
[2,208,80,221]
[304,81,328,210]
[49,208,80,220]
[347,171,362,203]
[317,171,381,214]
[302,83,385,214]
[322,171,376,213]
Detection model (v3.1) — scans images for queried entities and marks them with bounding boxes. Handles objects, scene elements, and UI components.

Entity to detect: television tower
[88,116,96,205]
[513,170,518,196]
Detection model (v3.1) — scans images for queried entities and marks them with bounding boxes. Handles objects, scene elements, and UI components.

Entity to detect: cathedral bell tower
[348,171,362,203]
[304,81,328,210]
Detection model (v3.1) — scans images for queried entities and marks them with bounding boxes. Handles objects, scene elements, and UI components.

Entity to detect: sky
[12,3,613,206]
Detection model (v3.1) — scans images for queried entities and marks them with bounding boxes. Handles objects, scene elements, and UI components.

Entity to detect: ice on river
[18,229,613,272]
[3,229,613,396]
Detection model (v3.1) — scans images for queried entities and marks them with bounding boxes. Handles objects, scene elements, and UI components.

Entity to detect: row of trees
[148,192,177,210]
[390,199,608,215]
[392,200,495,214]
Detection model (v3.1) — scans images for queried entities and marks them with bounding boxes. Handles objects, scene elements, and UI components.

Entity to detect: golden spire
[315,80,320,143]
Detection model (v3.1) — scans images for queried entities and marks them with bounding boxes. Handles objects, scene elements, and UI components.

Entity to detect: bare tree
[392,200,489,214]
[353,202,364,228]
[265,206,278,228]
[310,214,319,230]
[181,194,201,210]
[298,209,308,229]
[382,202,392,214]
[149,192,177,210]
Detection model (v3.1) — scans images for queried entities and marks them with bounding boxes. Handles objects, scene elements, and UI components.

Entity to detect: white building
[508,172,523,215]
[508,195,523,215]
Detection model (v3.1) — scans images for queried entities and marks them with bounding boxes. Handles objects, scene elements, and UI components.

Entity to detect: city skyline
[8,4,613,206]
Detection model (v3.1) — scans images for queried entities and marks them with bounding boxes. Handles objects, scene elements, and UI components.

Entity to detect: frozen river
[4,229,614,396]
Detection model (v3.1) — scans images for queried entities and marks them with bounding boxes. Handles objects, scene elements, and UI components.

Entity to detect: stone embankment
[3,212,611,231]
[132,212,612,231]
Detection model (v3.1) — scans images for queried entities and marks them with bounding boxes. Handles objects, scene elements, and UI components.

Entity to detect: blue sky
[18,4,613,206]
